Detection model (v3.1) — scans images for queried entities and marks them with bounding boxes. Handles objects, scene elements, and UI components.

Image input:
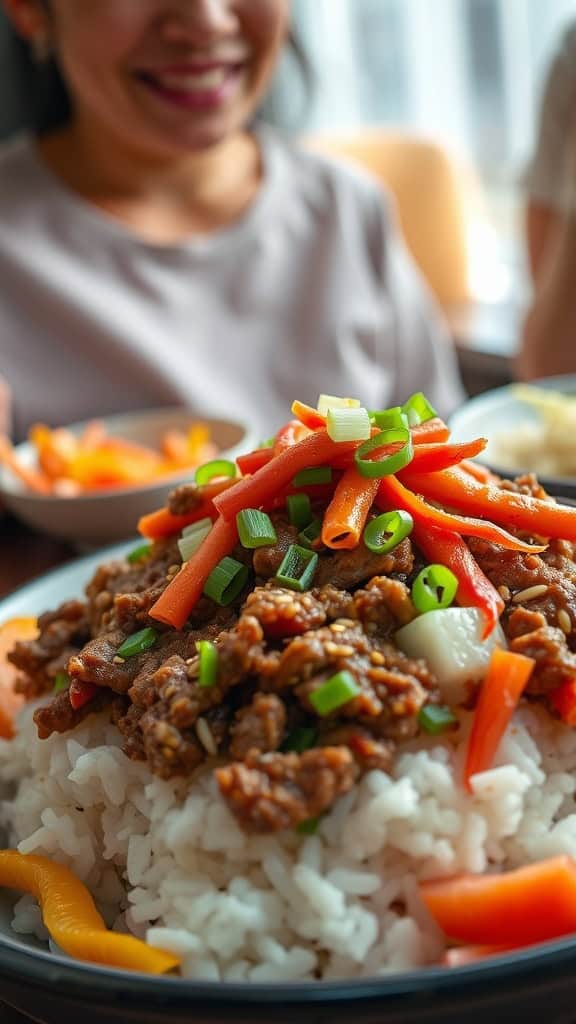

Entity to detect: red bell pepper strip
[69,680,99,711]
[375,474,546,553]
[402,466,576,542]
[464,648,535,791]
[411,522,503,639]
[400,437,487,476]
[273,420,312,455]
[420,856,576,947]
[149,515,239,630]
[213,430,361,522]
[460,459,497,484]
[236,447,275,476]
[548,679,576,726]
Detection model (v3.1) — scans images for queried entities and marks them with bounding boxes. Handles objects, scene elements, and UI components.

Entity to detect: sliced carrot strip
[400,438,487,476]
[291,401,327,430]
[0,617,38,739]
[138,478,237,539]
[464,648,535,790]
[0,851,179,974]
[321,468,379,550]
[421,856,576,946]
[0,435,52,494]
[273,419,313,455]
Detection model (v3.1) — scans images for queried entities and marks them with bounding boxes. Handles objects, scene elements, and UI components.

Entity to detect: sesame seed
[330,623,347,633]
[370,651,385,666]
[498,585,511,602]
[558,609,572,635]
[112,655,125,665]
[525,555,541,571]
[168,564,181,575]
[512,584,549,604]
[196,718,217,756]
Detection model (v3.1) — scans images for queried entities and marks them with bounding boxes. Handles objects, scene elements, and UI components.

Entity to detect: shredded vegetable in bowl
[3,391,576,979]
[0,419,218,495]
[491,384,576,478]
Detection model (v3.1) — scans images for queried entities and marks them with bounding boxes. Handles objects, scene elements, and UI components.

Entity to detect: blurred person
[519,23,576,380]
[0,0,463,442]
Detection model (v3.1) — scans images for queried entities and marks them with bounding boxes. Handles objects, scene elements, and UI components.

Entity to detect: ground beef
[353,577,416,634]
[319,725,393,773]
[506,607,576,694]
[243,587,327,638]
[252,515,299,578]
[33,687,114,740]
[314,537,414,590]
[229,693,287,760]
[86,540,181,633]
[9,600,90,698]
[216,747,359,833]
[313,585,356,621]
[168,483,205,517]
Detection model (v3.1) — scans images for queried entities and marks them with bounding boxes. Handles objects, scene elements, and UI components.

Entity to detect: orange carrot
[149,515,239,629]
[236,448,275,476]
[291,401,327,430]
[411,523,503,639]
[375,474,546,553]
[213,430,360,522]
[273,420,313,455]
[464,648,535,790]
[400,438,487,476]
[460,459,497,484]
[0,617,38,739]
[321,468,380,550]
[410,417,450,444]
[138,478,237,539]
[402,466,576,541]
[0,435,51,494]
[420,856,576,946]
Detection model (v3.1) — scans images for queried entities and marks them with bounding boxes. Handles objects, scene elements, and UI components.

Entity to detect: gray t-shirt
[0,127,463,441]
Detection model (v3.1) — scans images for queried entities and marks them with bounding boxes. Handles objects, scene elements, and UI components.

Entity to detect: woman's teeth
[155,68,231,92]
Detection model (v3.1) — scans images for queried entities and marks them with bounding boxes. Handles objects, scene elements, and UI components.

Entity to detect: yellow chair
[305,130,473,308]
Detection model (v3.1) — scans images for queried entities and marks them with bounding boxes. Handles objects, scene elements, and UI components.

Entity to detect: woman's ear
[2,0,50,44]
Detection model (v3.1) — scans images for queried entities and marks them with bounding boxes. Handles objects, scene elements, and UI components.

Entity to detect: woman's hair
[4,22,312,137]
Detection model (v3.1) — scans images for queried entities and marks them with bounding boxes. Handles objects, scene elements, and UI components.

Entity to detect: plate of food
[0,406,251,546]
[2,392,576,1024]
[449,375,576,498]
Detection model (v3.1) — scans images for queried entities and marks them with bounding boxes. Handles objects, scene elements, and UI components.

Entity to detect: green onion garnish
[326,406,371,443]
[53,672,69,694]
[287,493,313,530]
[178,521,212,562]
[236,509,277,549]
[203,556,249,605]
[297,817,320,835]
[275,544,318,592]
[195,459,237,486]
[196,640,219,689]
[355,426,414,478]
[126,543,152,565]
[282,726,318,753]
[363,510,414,554]
[317,394,360,416]
[116,627,158,659]
[418,705,458,734]
[292,466,332,487]
[298,517,322,549]
[182,517,213,537]
[401,392,437,427]
[368,406,408,430]
[309,670,360,716]
[412,564,458,614]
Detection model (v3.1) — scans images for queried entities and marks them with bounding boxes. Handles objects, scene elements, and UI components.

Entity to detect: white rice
[2,700,576,980]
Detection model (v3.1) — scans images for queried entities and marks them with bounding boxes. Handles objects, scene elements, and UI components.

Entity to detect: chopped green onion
[412,564,458,614]
[309,670,360,716]
[182,517,213,537]
[317,394,360,416]
[326,406,371,442]
[126,543,152,565]
[260,437,275,448]
[298,517,323,549]
[196,640,219,689]
[369,406,408,431]
[53,672,69,694]
[401,392,437,427]
[195,459,237,486]
[275,544,318,592]
[117,627,158,659]
[287,493,313,530]
[178,524,212,562]
[363,510,414,554]
[297,817,320,835]
[282,726,318,753]
[236,509,277,549]
[203,556,249,605]
[418,704,458,735]
[292,466,332,487]
[354,426,414,478]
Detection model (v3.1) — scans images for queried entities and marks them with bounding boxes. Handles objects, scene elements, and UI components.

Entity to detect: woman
[519,23,576,380]
[0,0,462,441]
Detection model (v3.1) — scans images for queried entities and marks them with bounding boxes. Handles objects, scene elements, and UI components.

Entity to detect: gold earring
[31,33,53,64]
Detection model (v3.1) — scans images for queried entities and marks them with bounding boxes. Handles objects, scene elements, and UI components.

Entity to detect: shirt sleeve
[524,26,576,211]
[369,186,465,421]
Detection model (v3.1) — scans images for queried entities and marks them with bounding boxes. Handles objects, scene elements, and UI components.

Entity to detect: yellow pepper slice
[0,850,180,975]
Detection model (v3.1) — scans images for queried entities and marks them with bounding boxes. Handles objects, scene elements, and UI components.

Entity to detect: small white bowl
[449,374,576,499]
[0,407,253,546]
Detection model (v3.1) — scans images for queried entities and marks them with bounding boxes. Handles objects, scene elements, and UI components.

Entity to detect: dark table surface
[0,516,75,602]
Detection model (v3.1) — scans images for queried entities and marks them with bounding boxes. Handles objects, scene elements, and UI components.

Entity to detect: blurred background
[1,0,574,393]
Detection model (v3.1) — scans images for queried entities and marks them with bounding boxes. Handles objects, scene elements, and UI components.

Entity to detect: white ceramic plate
[449,374,576,498]
[0,407,253,546]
